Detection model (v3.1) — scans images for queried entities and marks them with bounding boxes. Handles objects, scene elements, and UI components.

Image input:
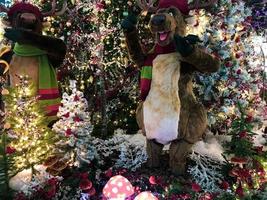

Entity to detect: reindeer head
[0,0,67,34]
[137,0,218,47]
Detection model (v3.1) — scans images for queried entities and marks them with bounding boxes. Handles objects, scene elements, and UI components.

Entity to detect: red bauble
[5,146,16,154]
[191,182,201,192]
[149,176,157,185]
[79,179,93,190]
[65,128,72,136]
[235,183,244,198]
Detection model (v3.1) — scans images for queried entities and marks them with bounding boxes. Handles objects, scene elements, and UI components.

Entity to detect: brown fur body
[124,7,220,175]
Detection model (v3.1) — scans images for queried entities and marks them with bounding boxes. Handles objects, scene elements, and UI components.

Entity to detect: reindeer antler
[42,0,56,17]
[42,0,67,17]
[188,0,218,10]
[0,4,9,13]
[54,0,67,16]
[136,0,157,14]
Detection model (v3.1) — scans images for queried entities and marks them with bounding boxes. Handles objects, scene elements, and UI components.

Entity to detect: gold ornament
[1,88,9,95]
[4,122,11,130]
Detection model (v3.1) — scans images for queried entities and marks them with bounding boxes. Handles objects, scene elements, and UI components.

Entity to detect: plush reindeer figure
[0,0,67,121]
[122,0,220,175]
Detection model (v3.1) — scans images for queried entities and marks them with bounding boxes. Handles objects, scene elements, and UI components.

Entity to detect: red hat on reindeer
[158,0,189,15]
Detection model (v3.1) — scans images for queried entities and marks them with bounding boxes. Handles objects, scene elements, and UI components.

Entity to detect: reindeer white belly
[143,53,181,145]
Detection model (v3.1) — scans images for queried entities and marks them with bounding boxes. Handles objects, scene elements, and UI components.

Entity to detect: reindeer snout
[20,13,37,23]
[151,14,166,26]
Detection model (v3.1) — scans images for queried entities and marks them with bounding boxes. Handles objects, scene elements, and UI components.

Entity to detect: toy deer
[0,0,67,121]
[122,0,220,175]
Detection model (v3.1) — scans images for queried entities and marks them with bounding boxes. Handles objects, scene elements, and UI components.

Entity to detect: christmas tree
[223,103,267,198]
[0,76,59,198]
[39,0,140,136]
[52,80,94,166]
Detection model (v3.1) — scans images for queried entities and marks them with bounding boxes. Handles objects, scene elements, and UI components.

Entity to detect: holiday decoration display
[122,0,220,175]
[52,81,147,172]
[50,80,94,172]
[223,103,267,198]
[188,152,225,192]
[134,191,158,200]
[0,0,67,120]
[0,76,60,199]
[44,0,140,135]
[0,0,266,199]
[103,175,134,199]
[188,0,266,133]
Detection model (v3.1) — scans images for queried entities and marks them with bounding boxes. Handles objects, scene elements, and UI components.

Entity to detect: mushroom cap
[103,175,134,199]
[231,157,248,164]
[134,191,158,200]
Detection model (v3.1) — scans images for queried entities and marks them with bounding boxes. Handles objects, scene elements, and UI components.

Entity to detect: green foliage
[0,78,61,196]
[214,192,236,200]
[0,131,14,199]
[223,103,258,158]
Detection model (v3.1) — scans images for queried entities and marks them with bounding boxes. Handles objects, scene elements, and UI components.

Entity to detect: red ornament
[63,112,70,118]
[46,186,56,199]
[235,36,240,43]
[239,131,247,138]
[198,193,213,200]
[220,181,229,190]
[74,95,80,101]
[74,115,82,122]
[5,146,16,154]
[47,178,58,186]
[245,115,253,123]
[236,69,241,74]
[191,182,201,192]
[254,146,263,154]
[86,187,96,196]
[235,183,244,198]
[235,52,242,59]
[105,168,113,178]
[79,179,93,190]
[96,2,105,10]
[80,172,89,179]
[149,176,157,185]
[65,128,72,136]
[225,61,233,68]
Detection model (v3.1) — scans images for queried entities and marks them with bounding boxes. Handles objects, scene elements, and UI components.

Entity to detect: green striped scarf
[14,43,61,121]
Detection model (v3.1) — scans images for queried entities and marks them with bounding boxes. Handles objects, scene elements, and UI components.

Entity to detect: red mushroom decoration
[231,157,248,168]
[134,191,158,200]
[102,175,134,200]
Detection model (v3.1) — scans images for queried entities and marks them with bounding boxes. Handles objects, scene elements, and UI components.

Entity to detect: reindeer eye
[168,12,174,17]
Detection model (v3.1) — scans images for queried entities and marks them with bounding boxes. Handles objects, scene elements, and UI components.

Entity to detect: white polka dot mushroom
[134,191,158,200]
[102,175,134,200]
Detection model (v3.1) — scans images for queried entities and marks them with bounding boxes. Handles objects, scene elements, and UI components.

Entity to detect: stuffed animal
[0,1,67,121]
[122,0,220,175]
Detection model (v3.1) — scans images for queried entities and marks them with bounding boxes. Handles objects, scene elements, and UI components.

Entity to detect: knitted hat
[8,2,42,21]
[158,0,189,15]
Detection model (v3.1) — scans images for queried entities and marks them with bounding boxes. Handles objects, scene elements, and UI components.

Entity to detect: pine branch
[0,131,12,199]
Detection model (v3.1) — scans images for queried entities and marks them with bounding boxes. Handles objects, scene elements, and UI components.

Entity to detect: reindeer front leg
[122,14,146,68]
[174,34,220,73]
[4,28,66,67]
[122,14,147,137]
